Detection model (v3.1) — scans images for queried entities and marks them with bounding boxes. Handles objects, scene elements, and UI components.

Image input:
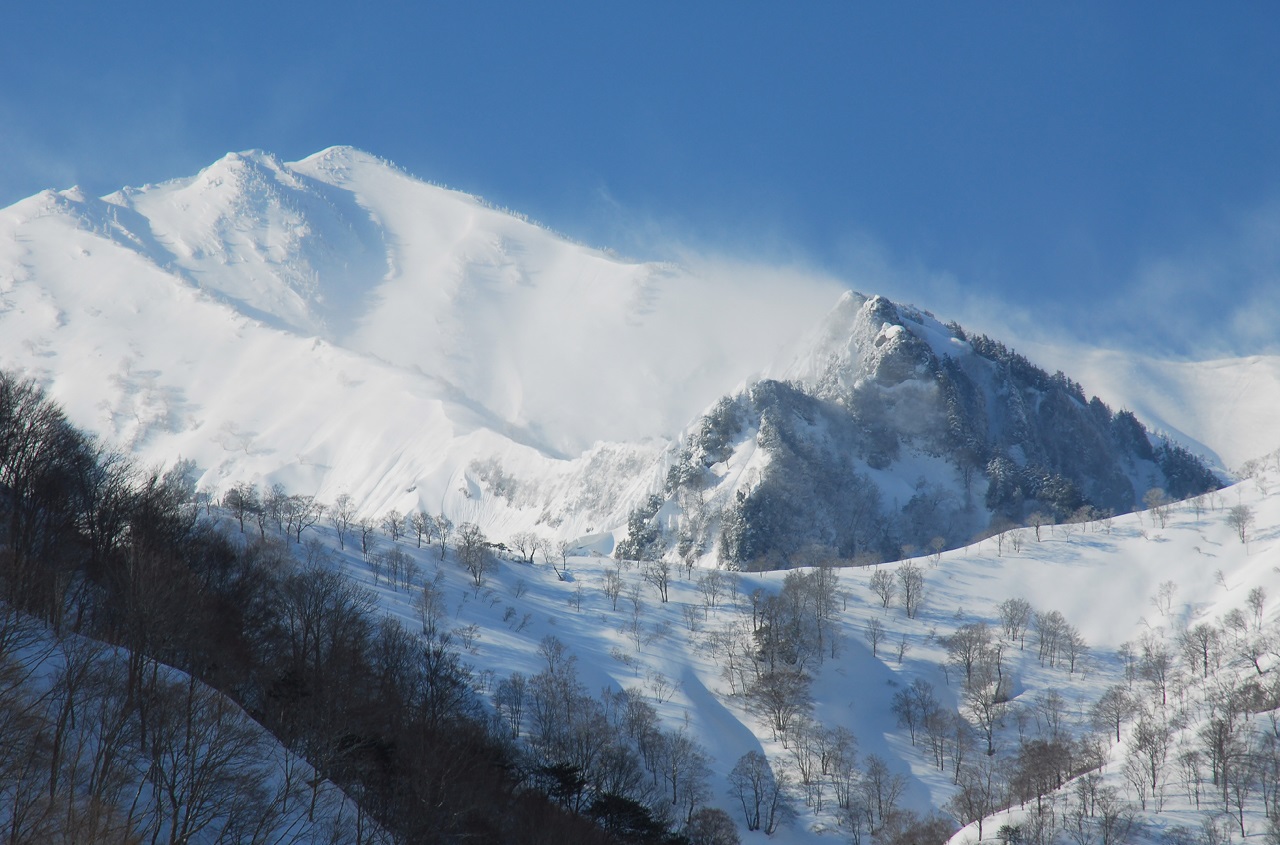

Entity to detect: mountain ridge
[0,147,1258,552]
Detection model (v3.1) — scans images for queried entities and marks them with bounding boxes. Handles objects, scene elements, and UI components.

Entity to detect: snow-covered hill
[0,146,1274,552]
[0,146,838,530]
[6,145,1280,842]
[270,452,1280,843]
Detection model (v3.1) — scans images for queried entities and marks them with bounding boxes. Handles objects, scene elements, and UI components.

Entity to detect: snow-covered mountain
[0,146,1270,556]
[635,293,1220,569]
[0,147,839,536]
[7,146,1280,843]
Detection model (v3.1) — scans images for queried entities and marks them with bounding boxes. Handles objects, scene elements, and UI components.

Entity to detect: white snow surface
[276,469,1280,843]
[1,144,1277,531]
[6,146,1280,840]
[0,147,839,524]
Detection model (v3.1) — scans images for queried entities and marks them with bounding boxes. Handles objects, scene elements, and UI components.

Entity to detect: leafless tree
[1091,685,1137,743]
[1139,635,1174,706]
[1227,503,1254,544]
[897,561,924,618]
[509,531,539,564]
[748,670,813,741]
[892,678,940,747]
[869,569,896,609]
[860,754,907,831]
[408,510,434,548]
[602,564,624,611]
[357,518,378,558]
[554,539,573,578]
[1128,711,1171,811]
[456,522,492,590]
[1028,510,1049,541]
[433,513,453,559]
[697,570,724,616]
[685,806,740,845]
[223,481,260,534]
[1177,619,1218,681]
[727,750,792,835]
[327,494,356,554]
[944,622,993,688]
[644,558,672,603]
[287,494,324,543]
[864,617,885,657]
[999,597,1033,649]
[381,509,404,542]
[1144,487,1171,528]
[947,756,1004,841]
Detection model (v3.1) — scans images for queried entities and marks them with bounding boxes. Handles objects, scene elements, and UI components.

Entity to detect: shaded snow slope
[279,462,1280,843]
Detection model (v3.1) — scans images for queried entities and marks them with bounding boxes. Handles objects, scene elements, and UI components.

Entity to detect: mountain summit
[638,293,1220,568]
[0,148,1224,559]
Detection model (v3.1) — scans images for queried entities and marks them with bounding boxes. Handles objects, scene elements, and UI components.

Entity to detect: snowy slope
[0,147,837,527]
[0,145,1272,545]
[264,459,1279,843]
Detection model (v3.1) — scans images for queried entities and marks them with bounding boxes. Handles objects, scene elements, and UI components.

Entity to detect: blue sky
[3,3,1278,356]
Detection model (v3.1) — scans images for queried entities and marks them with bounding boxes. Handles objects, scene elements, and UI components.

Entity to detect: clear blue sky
[3,3,1278,355]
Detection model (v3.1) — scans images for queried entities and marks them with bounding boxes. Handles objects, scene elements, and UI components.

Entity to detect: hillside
[274,437,1280,844]
[3,362,1278,842]
[0,146,837,533]
[0,148,1247,564]
[1,134,1278,841]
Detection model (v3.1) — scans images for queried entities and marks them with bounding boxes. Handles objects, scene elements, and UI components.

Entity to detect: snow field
[262,472,1280,843]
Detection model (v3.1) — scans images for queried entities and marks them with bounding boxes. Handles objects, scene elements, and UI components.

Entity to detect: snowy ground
[247,464,1280,843]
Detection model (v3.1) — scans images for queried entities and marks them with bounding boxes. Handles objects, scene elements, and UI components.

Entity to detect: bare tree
[892,678,940,747]
[1247,585,1267,631]
[456,522,492,590]
[602,565,624,611]
[748,670,813,741]
[643,558,672,603]
[897,561,924,618]
[357,518,378,558]
[1091,685,1137,743]
[999,597,1033,649]
[1143,487,1171,528]
[408,510,434,549]
[697,569,725,616]
[494,672,527,738]
[947,757,1004,841]
[860,754,907,830]
[222,482,260,534]
[381,509,404,543]
[864,617,885,658]
[1138,636,1174,706]
[288,494,324,543]
[944,622,993,688]
[509,531,539,564]
[685,806,740,845]
[727,750,792,835]
[1180,623,1221,678]
[554,539,573,579]
[869,569,896,609]
[433,513,453,559]
[327,492,356,550]
[1226,504,1254,544]
[1028,510,1049,542]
